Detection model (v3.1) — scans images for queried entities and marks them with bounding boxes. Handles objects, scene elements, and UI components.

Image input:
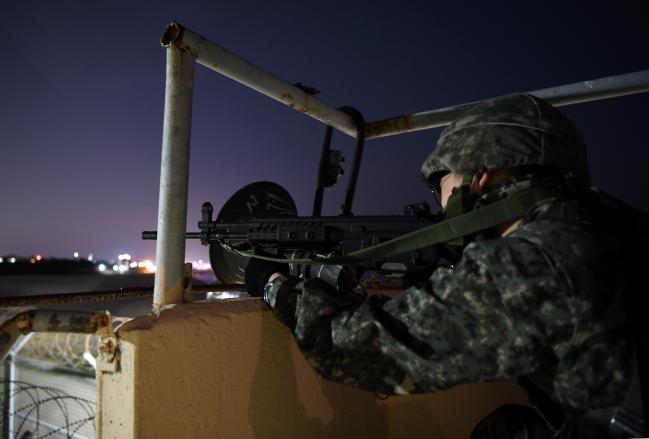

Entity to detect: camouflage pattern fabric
[420,94,591,187]
[265,196,631,422]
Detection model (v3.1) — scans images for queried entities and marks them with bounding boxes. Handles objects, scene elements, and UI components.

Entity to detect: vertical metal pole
[2,356,10,439]
[312,126,333,217]
[153,45,196,309]
[5,353,16,439]
[3,334,29,439]
[339,107,365,216]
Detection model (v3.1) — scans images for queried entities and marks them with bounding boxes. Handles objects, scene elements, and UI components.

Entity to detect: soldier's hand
[244,257,289,297]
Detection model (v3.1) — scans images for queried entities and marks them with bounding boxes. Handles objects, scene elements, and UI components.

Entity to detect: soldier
[248,94,648,438]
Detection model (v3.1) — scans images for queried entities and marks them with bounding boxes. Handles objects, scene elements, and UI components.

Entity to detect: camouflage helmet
[420,93,591,187]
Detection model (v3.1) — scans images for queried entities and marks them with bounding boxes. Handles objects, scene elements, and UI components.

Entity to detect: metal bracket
[95,311,120,373]
[97,336,120,373]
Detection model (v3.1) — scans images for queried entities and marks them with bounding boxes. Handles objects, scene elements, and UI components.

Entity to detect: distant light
[0,257,3,263]
[193,259,212,271]
[73,252,79,258]
[9,257,16,264]
[98,263,106,272]
[30,258,35,264]
[138,260,155,273]
[87,253,94,262]
[112,264,119,272]
[118,265,128,273]
[118,254,132,261]
[35,254,42,261]
[129,261,137,268]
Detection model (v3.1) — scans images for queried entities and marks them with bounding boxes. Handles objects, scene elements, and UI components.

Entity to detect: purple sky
[1,1,648,263]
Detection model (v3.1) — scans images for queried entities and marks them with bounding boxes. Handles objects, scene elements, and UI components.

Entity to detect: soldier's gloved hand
[245,259,301,330]
[244,257,289,297]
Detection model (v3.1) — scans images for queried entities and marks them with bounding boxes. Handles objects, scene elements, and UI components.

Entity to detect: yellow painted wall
[97,299,526,438]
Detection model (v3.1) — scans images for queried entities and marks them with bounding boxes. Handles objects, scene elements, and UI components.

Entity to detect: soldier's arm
[265,239,563,395]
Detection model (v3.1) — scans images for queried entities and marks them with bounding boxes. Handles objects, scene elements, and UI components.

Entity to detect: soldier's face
[439,172,464,208]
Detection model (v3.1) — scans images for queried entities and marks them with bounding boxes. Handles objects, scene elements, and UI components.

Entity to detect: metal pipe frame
[153,42,196,308]
[153,20,649,306]
[160,22,357,137]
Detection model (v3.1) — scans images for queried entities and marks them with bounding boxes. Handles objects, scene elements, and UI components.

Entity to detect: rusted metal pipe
[161,22,357,137]
[0,310,112,363]
[365,69,649,139]
[153,43,197,309]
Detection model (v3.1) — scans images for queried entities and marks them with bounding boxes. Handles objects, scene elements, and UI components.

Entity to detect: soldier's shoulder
[512,197,594,243]
[448,230,555,283]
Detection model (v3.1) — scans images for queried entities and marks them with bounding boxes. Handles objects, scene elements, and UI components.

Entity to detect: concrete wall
[97,299,526,438]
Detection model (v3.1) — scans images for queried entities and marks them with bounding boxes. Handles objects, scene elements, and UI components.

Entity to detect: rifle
[142,181,458,293]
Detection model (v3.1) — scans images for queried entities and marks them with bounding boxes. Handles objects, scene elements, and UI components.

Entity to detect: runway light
[98,263,106,272]
[35,255,42,261]
[73,252,79,258]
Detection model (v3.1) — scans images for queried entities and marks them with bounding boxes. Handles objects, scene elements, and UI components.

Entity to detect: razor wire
[17,333,99,375]
[0,381,95,439]
[16,317,130,375]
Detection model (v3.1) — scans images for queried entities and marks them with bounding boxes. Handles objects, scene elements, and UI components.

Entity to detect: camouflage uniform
[265,94,638,437]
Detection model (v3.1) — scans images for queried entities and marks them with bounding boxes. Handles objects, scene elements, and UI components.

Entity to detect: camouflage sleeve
[268,237,571,395]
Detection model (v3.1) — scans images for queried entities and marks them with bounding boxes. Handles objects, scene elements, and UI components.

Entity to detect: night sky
[1,1,648,263]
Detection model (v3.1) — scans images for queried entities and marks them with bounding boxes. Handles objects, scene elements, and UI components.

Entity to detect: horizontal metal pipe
[0,284,247,307]
[161,22,357,137]
[529,69,649,105]
[1,310,112,362]
[365,69,649,139]
[161,22,648,140]
[0,279,403,307]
